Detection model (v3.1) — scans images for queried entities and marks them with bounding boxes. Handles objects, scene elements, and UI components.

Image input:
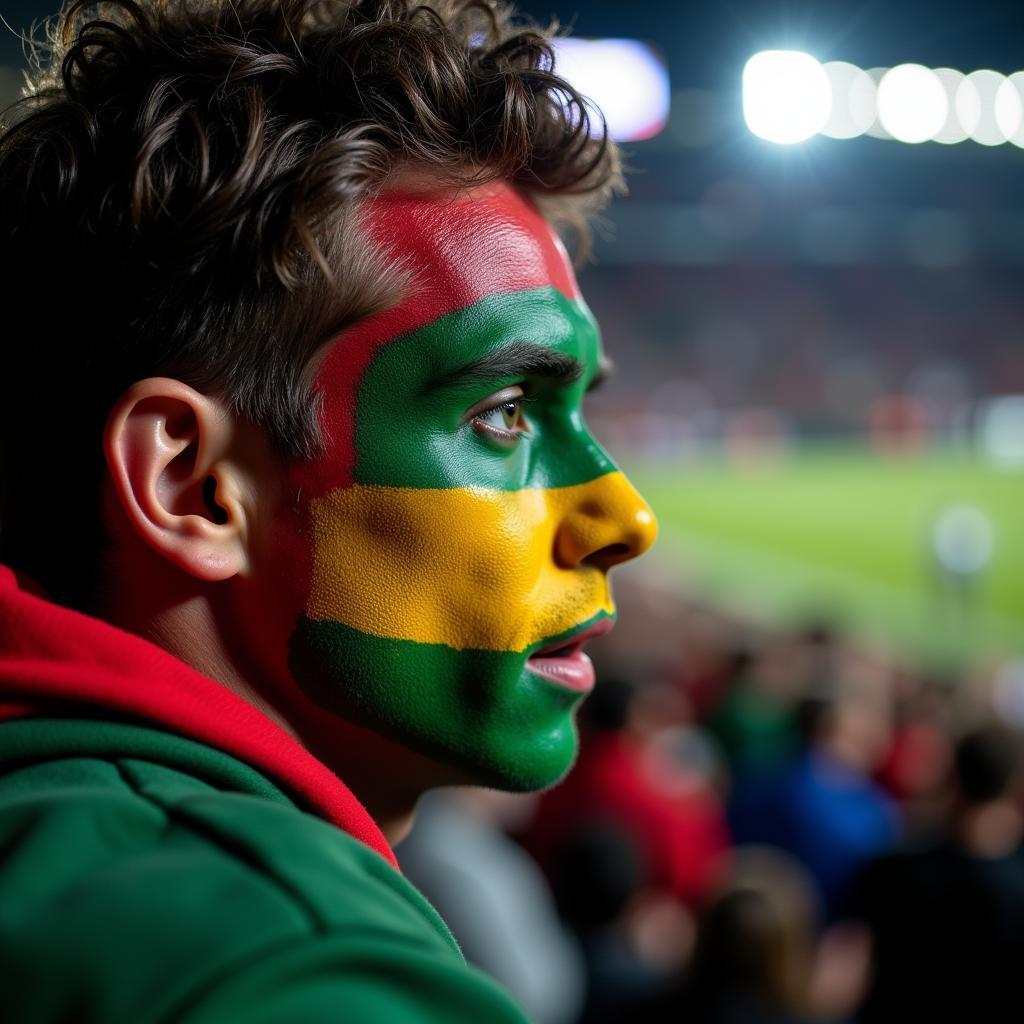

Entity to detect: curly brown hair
[0,0,622,605]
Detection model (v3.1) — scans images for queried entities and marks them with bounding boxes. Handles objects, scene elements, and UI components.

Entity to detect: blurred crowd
[397,571,1024,1024]
[576,261,1024,464]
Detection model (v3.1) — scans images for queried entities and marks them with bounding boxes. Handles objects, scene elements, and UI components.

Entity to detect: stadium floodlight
[996,72,1024,147]
[820,61,876,138]
[954,74,982,137]
[962,69,1009,145]
[742,50,832,144]
[862,68,893,138]
[742,53,1024,147]
[932,69,971,144]
[551,38,670,142]
[876,64,947,143]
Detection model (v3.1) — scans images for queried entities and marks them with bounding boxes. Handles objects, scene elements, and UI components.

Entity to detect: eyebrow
[434,340,612,392]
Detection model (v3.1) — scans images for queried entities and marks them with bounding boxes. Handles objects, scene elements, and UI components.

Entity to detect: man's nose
[554,471,657,571]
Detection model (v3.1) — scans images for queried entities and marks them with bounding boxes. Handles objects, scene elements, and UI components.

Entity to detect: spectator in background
[658,846,870,1024]
[709,628,832,778]
[553,823,681,1024]
[874,673,954,833]
[397,788,585,1024]
[730,675,899,917]
[850,724,1024,1023]
[522,676,730,911]
[662,847,820,1024]
[668,607,754,723]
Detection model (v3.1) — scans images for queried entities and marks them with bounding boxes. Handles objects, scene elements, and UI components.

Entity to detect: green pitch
[629,446,1023,671]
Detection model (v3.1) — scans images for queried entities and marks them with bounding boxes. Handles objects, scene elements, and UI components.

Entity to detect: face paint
[279,184,656,790]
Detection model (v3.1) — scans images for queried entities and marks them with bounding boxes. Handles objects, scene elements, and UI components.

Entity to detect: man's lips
[524,618,615,693]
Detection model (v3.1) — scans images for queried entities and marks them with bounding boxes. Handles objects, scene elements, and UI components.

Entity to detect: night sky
[3,2,1023,216]
[5,1,1024,77]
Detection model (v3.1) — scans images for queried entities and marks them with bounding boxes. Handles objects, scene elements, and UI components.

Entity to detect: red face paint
[296,183,580,498]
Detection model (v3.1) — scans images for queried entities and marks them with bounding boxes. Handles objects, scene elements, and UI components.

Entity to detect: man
[0,0,656,1019]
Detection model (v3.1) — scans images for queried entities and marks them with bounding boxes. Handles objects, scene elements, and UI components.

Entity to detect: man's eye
[468,390,531,446]
[491,400,524,430]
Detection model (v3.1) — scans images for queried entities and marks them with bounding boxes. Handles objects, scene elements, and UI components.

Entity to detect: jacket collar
[0,565,397,867]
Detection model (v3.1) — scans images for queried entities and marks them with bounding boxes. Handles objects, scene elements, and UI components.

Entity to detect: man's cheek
[304,486,542,651]
[443,497,544,649]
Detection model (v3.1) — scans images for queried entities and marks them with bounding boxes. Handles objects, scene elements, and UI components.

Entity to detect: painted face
[279,183,656,790]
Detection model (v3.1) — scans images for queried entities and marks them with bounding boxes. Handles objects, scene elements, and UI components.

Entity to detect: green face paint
[279,184,657,790]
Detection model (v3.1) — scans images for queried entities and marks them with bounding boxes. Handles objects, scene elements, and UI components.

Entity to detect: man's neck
[97,561,453,846]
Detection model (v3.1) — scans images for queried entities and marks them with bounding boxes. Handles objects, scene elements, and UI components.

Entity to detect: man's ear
[104,378,257,581]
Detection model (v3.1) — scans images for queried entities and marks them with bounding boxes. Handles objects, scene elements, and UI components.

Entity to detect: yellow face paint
[307,471,653,652]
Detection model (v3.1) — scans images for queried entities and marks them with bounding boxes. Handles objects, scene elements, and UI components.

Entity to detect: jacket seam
[110,758,329,936]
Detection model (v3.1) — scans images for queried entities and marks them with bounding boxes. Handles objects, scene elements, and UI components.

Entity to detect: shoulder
[0,737,526,1023]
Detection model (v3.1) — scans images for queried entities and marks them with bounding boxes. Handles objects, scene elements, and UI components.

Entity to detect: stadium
[1,1,1022,1021]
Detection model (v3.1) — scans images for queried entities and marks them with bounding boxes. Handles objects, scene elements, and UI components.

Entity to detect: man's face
[276,183,656,790]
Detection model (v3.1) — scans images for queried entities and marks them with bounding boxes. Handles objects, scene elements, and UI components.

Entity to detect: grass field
[629,446,1024,671]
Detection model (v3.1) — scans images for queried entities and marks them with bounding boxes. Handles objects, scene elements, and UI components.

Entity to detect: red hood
[0,564,396,868]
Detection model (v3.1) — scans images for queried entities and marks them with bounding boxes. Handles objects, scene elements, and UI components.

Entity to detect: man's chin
[442,723,580,794]
[477,756,578,794]
[347,718,580,796]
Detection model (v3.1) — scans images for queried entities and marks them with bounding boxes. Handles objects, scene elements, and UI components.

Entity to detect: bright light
[955,75,982,137]
[742,53,1024,146]
[821,61,876,138]
[997,72,1024,147]
[932,69,970,144]
[876,64,947,143]
[552,38,670,141]
[742,50,831,144]
[863,68,893,138]
[963,69,1009,145]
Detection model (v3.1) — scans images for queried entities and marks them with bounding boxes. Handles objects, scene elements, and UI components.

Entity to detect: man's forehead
[360,182,579,331]
[294,183,589,499]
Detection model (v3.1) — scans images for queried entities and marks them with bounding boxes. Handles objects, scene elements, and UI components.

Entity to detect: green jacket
[0,567,529,1023]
